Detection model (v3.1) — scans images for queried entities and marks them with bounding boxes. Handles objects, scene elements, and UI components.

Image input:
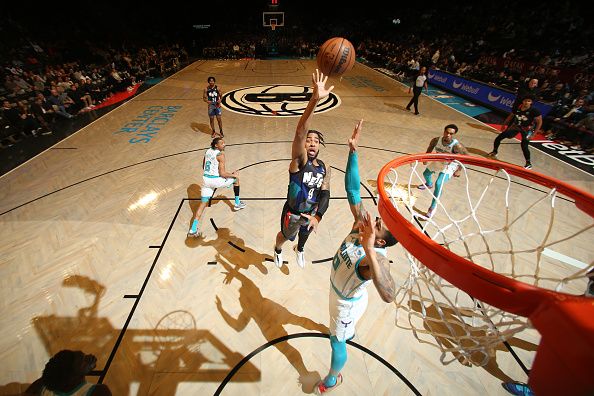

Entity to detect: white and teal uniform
[427,137,459,176]
[329,231,387,341]
[201,148,235,198]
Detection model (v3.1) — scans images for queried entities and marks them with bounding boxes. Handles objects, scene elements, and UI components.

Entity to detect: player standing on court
[489,95,542,169]
[315,119,398,395]
[204,76,224,138]
[418,124,468,218]
[187,137,245,237]
[273,69,332,269]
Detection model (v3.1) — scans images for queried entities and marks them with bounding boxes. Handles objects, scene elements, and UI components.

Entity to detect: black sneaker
[524,163,532,170]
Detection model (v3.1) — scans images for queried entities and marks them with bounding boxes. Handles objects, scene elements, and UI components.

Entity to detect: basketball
[316,37,356,78]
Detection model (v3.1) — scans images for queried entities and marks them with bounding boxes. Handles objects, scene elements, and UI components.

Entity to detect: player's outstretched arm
[345,120,366,228]
[291,69,334,166]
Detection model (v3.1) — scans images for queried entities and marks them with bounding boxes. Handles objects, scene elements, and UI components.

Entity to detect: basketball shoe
[233,201,247,211]
[187,229,202,238]
[315,374,343,395]
[417,183,433,190]
[293,245,306,268]
[501,382,534,396]
[273,247,283,268]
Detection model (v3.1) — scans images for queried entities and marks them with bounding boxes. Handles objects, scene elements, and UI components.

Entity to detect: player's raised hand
[358,212,376,251]
[312,69,334,100]
[348,119,363,152]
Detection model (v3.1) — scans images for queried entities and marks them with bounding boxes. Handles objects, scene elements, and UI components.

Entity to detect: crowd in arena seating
[1,27,188,148]
[194,2,593,152]
[1,46,187,147]
[2,2,592,154]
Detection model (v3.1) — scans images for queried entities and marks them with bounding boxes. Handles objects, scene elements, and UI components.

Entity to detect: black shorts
[280,201,313,241]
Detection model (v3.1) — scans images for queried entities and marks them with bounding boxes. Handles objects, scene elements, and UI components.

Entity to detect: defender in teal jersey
[273,69,333,269]
[315,120,398,395]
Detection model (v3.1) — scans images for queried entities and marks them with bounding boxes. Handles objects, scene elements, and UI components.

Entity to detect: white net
[383,157,594,366]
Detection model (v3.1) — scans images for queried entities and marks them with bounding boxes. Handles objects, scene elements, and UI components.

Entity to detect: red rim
[377,153,594,317]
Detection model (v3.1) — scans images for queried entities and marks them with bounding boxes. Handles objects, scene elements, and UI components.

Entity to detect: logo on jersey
[340,320,352,328]
[302,171,324,188]
[221,84,340,117]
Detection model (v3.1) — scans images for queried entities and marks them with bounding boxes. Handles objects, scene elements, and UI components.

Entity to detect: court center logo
[221,84,340,117]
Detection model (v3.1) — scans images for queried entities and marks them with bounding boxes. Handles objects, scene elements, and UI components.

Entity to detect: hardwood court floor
[1,60,592,395]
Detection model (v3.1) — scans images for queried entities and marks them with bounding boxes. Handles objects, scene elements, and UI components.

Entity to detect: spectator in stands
[67,83,87,113]
[32,74,46,92]
[512,78,539,110]
[574,112,594,152]
[407,57,420,77]
[431,49,440,66]
[31,94,54,133]
[24,350,112,395]
[47,89,74,119]
[541,82,570,105]
[4,75,24,95]
[17,100,42,135]
[2,100,40,136]
[559,97,588,124]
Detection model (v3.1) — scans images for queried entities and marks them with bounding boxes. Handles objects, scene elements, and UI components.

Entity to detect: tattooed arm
[359,212,395,303]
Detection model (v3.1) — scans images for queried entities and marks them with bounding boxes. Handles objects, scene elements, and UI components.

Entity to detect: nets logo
[221,84,340,117]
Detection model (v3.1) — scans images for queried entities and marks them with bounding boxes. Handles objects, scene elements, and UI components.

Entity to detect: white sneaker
[293,245,306,268]
[233,201,247,211]
[187,229,202,238]
[426,206,436,218]
[273,248,283,268]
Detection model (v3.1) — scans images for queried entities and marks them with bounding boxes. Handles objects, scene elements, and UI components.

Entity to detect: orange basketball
[316,37,356,78]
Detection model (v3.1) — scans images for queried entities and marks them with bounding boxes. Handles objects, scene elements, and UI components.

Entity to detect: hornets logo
[221,84,341,117]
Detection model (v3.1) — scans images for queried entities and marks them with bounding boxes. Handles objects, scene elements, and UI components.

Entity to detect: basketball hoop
[377,153,594,396]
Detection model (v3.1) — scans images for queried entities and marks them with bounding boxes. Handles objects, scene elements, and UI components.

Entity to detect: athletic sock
[297,232,310,251]
[233,186,240,205]
[191,219,198,233]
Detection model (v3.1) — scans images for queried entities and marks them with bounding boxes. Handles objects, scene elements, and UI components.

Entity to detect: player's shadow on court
[409,300,538,382]
[190,122,213,135]
[216,257,328,393]
[197,227,272,275]
[466,122,498,133]
[384,102,411,112]
[466,147,497,158]
[186,184,235,236]
[31,276,261,396]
